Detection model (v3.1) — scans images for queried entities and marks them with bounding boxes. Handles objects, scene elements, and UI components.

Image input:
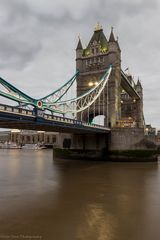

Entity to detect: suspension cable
[81,111,83,121]
[88,106,90,123]
[42,65,112,116]
[99,94,100,125]
[103,88,105,126]
[106,81,109,127]
[93,99,95,123]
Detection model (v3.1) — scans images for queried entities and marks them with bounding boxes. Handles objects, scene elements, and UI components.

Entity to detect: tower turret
[135,78,144,127]
[76,36,83,71]
[108,27,121,58]
[109,27,116,42]
[136,78,143,98]
[76,37,83,58]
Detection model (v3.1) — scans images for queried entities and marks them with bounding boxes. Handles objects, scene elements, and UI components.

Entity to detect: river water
[0,149,160,240]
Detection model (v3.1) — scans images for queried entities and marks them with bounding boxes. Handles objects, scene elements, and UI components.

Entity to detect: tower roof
[109,27,116,42]
[76,37,83,50]
[88,26,108,49]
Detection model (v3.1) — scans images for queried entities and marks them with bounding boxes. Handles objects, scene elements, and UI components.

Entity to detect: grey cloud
[0,34,42,69]
[0,0,42,69]
[24,0,158,22]
[86,0,157,24]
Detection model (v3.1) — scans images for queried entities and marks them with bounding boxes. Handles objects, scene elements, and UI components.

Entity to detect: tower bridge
[0,25,149,156]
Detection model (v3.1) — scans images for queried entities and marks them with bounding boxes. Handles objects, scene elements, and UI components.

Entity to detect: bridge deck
[0,104,110,134]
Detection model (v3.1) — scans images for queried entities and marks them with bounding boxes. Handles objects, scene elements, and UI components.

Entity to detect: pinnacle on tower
[109,26,116,42]
[137,78,142,88]
[76,36,83,50]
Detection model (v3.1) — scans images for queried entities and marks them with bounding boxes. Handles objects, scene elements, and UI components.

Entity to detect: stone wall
[109,128,156,150]
[55,129,157,152]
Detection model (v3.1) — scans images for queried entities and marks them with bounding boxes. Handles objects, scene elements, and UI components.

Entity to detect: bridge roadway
[0,104,110,134]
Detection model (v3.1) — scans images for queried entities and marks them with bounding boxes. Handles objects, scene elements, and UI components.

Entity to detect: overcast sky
[0,0,160,128]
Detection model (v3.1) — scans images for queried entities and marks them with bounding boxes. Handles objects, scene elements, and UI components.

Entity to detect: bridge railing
[0,103,34,116]
[0,103,109,130]
[43,113,108,130]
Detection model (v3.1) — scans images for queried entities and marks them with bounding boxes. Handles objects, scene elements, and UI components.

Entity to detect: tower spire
[76,36,83,50]
[109,26,116,42]
[137,77,142,88]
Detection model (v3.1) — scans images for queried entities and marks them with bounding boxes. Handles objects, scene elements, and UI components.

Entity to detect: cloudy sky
[0,0,160,128]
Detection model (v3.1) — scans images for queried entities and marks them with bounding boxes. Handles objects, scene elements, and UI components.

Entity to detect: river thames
[0,149,160,240]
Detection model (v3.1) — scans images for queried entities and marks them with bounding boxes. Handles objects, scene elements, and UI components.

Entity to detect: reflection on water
[76,203,116,240]
[0,149,160,240]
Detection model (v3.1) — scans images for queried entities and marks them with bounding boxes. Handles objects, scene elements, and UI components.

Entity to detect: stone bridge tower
[76,25,121,127]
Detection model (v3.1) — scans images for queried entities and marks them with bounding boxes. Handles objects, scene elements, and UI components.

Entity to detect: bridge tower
[76,24,121,127]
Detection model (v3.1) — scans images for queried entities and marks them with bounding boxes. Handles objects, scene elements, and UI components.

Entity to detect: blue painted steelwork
[0,67,111,116]
[0,70,79,110]
[0,76,35,103]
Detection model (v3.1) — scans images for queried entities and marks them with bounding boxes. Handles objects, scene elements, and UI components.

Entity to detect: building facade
[10,130,58,146]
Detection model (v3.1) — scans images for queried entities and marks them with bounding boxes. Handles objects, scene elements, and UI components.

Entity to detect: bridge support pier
[72,133,108,150]
[109,128,158,161]
[53,129,158,161]
[53,133,110,160]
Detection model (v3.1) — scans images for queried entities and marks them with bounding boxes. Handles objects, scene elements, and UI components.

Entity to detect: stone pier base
[53,129,159,161]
